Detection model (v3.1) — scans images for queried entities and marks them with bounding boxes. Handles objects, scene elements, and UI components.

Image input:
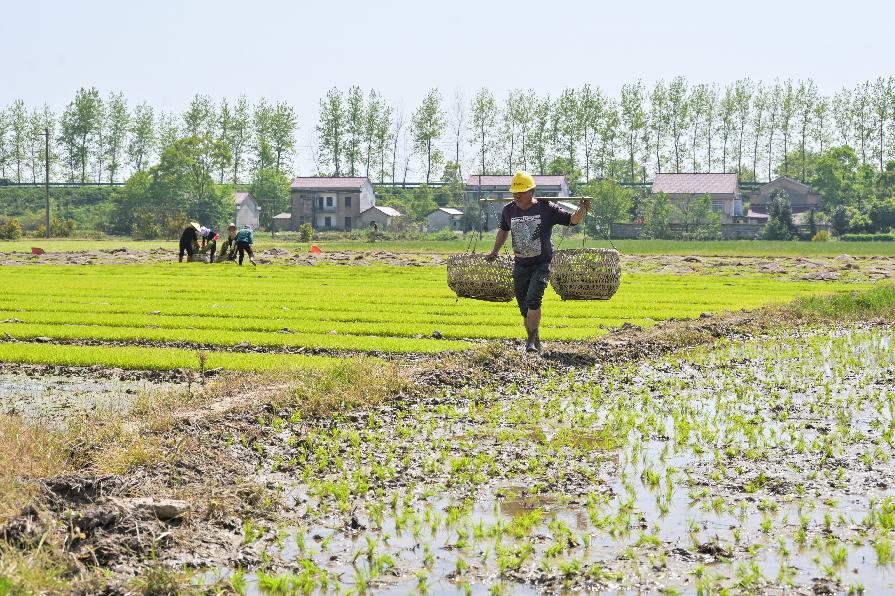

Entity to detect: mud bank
[3,316,895,593]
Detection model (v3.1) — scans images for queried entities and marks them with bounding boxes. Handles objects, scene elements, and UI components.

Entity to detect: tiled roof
[746,209,770,219]
[234,191,253,205]
[272,212,292,219]
[437,207,463,215]
[760,176,810,190]
[291,177,370,190]
[652,173,738,195]
[465,175,568,187]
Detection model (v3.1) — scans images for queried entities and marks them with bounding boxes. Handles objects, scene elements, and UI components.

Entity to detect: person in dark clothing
[487,171,590,353]
[179,222,201,262]
[234,225,256,266]
[218,223,238,262]
[199,226,219,263]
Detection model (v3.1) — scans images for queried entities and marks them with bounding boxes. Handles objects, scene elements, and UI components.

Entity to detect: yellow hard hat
[509,171,536,194]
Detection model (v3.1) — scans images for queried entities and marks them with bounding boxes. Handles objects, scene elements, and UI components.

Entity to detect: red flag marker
[310,245,322,254]
[31,247,45,255]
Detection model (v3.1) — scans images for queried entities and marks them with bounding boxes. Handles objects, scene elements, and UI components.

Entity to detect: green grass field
[2,237,894,256]
[0,264,869,371]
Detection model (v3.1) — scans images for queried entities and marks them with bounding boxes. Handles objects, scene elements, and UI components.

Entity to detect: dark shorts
[513,260,551,317]
[179,241,195,258]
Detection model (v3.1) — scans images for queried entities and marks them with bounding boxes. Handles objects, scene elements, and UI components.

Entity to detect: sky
[2,0,893,176]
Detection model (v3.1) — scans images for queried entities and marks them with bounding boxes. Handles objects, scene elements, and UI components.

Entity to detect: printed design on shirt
[510,214,542,258]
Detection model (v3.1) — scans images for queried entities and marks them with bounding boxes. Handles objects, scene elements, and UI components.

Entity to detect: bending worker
[486,171,590,353]
[234,224,256,266]
[178,221,201,263]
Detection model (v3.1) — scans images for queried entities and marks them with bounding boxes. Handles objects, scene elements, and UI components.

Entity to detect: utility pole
[44,128,50,239]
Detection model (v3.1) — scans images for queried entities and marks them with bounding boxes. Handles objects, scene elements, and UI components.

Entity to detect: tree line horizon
[0,77,893,188]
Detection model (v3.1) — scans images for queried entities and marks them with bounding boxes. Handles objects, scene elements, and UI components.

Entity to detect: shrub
[429,228,457,241]
[840,233,895,242]
[811,230,831,242]
[298,223,313,242]
[0,217,22,240]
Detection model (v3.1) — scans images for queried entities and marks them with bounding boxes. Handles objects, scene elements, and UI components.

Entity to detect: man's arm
[570,199,592,225]
[486,229,509,261]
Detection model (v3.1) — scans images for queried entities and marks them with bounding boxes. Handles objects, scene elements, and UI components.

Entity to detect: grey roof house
[234,192,260,229]
[360,205,402,230]
[289,177,376,231]
[651,173,742,224]
[426,207,464,232]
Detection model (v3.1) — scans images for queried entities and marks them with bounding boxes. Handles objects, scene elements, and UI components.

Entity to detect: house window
[324,216,332,228]
[711,200,725,213]
[317,197,323,209]
[345,217,352,231]
[299,217,305,225]
[345,196,352,208]
[326,196,334,207]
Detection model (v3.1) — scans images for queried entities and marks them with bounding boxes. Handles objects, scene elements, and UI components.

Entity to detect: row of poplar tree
[1,77,893,186]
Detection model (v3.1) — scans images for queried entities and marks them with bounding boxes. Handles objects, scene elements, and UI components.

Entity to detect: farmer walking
[486,171,590,353]
[234,224,256,266]
[178,222,201,263]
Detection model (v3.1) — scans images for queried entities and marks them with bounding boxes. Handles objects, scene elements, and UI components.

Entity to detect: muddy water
[0,372,182,425]
[194,326,895,594]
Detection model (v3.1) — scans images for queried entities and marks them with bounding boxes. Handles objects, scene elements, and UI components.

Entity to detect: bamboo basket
[446,254,515,302]
[549,248,621,300]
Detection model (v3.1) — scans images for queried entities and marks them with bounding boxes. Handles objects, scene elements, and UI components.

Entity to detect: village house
[234,191,260,229]
[360,205,402,230]
[426,207,464,232]
[466,175,571,230]
[288,177,376,231]
[651,173,743,224]
[270,212,292,233]
[745,176,823,224]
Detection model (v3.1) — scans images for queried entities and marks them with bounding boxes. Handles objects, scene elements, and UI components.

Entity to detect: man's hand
[485,251,498,262]
[580,198,592,211]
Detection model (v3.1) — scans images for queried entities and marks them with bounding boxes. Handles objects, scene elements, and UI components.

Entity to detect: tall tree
[750,83,768,182]
[411,88,446,183]
[852,82,871,167]
[344,86,364,176]
[104,92,129,182]
[796,79,817,180]
[128,103,156,173]
[0,107,9,178]
[390,106,405,184]
[812,95,831,155]
[619,82,645,182]
[9,99,28,182]
[553,88,581,176]
[469,88,497,175]
[648,81,668,173]
[579,84,606,182]
[59,87,103,182]
[778,80,796,177]
[252,99,275,172]
[363,90,385,178]
[718,86,736,172]
[269,101,297,174]
[765,83,781,182]
[528,97,552,176]
[597,98,619,179]
[229,96,252,183]
[733,78,753,177]
[156,111,180,154]
[26,108,43,183]
[317,88,345,176]
[447,89,466,181]
[831,88,854,149]
[666,76,689,173]
[216,98,233,183]
[183,94,215,139]
[702,84,719,171]
[688,84,707,171]
[871,77,893,171]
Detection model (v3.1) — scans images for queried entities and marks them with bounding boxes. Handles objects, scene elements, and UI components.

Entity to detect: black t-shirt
[180,227,199,246]
[499,201,574,265]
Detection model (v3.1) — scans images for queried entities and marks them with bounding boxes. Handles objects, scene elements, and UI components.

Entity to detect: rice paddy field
[1,248,894,595]
[0,264,870,370]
